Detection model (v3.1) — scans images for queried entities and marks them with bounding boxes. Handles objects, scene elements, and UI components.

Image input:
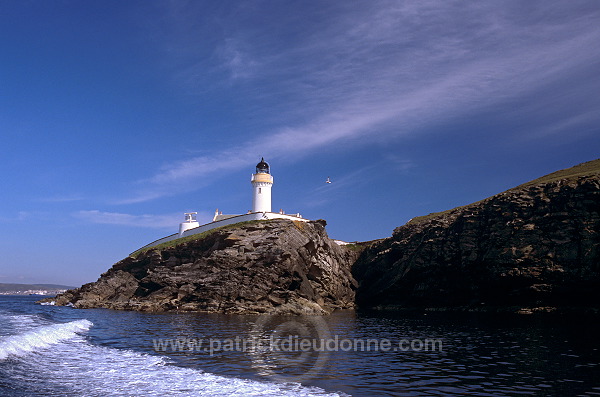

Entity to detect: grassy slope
[514,158,600,188]
[130,220,270,258]
[408,158,600,225]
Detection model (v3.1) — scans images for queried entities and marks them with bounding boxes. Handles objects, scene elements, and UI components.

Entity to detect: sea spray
[0,319,93,360]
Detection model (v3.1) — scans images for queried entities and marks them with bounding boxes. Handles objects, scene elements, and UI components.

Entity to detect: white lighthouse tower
[134,158,315,253]
[251,157,273,213]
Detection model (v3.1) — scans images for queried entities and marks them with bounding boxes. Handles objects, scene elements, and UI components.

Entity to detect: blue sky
[1,1,599,286]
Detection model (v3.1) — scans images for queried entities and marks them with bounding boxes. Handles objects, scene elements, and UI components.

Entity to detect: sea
[1,296,599,396]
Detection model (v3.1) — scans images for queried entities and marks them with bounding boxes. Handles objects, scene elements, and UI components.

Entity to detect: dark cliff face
[353,173,600,312]
[50,220,359,315]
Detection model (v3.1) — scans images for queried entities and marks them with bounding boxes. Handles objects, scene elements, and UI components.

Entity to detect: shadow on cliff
[352,159,600,314]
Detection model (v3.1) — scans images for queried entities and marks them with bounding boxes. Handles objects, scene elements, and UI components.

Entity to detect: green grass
[130,220,267,258]
[514,158,600,189]
[407,208,464,225]
[407,158,600,226]
[343,243,365,252]
[343,239,386,251]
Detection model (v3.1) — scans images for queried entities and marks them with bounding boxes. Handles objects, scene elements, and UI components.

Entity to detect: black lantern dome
[256,157,270,174]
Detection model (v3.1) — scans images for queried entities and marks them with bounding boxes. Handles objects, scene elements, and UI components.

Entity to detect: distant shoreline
[0,283,74,296]
[0,291,67,296]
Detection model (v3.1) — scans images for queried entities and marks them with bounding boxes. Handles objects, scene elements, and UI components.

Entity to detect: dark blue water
[1,296,599,396]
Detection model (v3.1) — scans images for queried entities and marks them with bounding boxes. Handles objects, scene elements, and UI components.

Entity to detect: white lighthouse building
[136,158,309,252]
[251,157,273,213]
[178,212,200,235]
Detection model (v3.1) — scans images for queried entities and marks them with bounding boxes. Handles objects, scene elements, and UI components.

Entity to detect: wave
[0,319,346,396]
[0,319,92,360]
[0,314,43,337]
[0,311,345,396]
[43,345,348,397]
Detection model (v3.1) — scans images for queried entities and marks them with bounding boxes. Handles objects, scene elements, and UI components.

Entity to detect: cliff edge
[46,219,359,315]
[353,159,600,313]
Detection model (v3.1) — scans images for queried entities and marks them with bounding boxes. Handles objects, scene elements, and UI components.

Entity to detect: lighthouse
[179,212,200,235]
[134,157,313,253]
[251,157,273,213]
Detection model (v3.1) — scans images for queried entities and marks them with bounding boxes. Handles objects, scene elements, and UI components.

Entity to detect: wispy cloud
[73,210,212,229]
[217,38,260,80]
[125,1,600,203]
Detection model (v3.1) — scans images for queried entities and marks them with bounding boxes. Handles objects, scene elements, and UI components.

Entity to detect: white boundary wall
[133,212,309,253]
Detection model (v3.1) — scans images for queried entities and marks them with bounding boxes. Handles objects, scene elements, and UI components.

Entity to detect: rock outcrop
[47,220,359,315]
[41,159,600,315]
[353,160,600,312]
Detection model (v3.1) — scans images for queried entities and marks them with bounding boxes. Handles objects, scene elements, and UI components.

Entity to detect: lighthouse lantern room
[251,157,273,213]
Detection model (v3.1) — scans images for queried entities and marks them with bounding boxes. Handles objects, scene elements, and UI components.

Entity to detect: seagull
[325,177,332,184]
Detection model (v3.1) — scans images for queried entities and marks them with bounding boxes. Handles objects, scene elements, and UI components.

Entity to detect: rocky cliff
[353,159,600,313]
[47,220,359,315]
[42,160,600,315]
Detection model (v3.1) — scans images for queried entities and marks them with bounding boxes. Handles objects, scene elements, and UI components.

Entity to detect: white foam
[99,355,336,395]
[35,343,347,397]
[4,332,347,396]
[0,313,47,337]
[0,319,93,360]
[0,313,346,396]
